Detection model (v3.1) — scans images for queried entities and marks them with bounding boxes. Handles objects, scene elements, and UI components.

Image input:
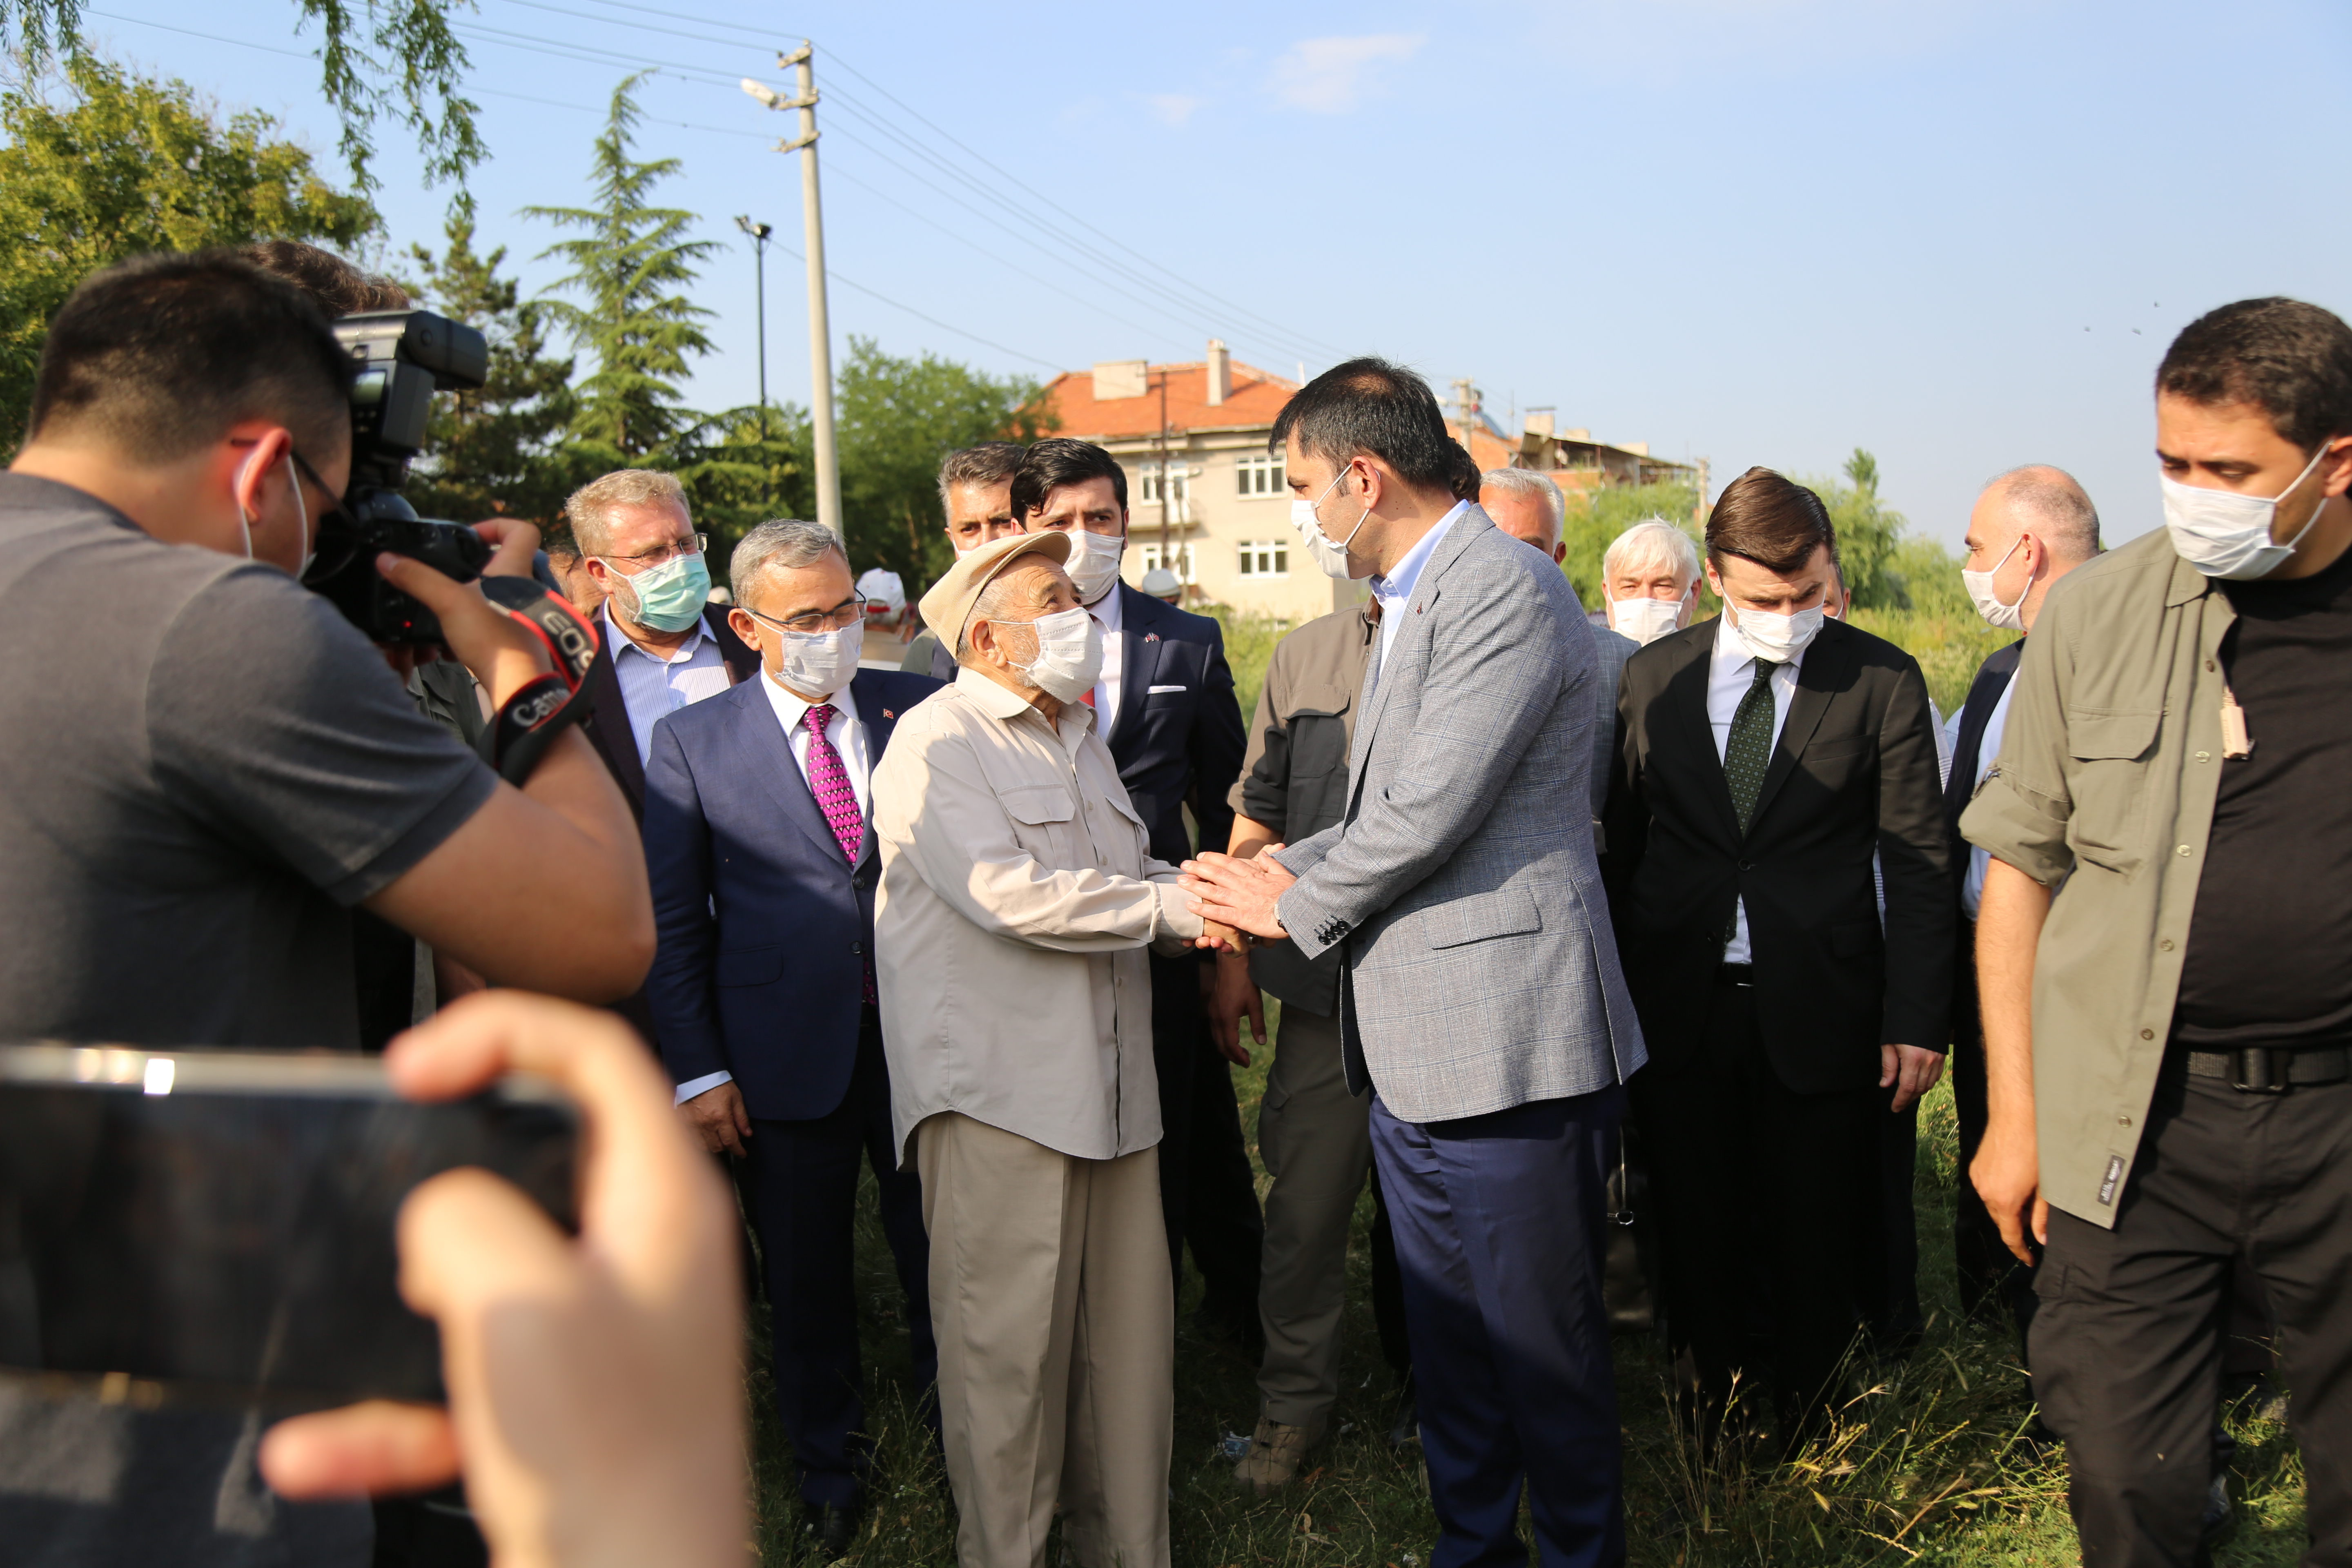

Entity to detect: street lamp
[734,214,773,441]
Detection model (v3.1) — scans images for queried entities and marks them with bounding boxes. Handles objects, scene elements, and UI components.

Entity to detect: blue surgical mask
[615,550,712,632]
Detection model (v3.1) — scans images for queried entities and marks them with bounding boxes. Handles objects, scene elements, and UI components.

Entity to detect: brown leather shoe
[1232,1417,1323,1497]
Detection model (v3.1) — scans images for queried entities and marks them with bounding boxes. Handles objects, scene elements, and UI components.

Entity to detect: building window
[1236,451,1286,497]
[1136,461,1190,506]
[1237,540,1289,579]
[1138,541,1196,584]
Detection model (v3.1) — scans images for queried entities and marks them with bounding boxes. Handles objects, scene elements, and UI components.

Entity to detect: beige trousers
[1252,1004,1374,1431]
[915,1111,1174,1568]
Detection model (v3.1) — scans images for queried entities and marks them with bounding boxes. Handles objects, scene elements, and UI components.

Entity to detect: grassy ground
[743,1013,2311,1566]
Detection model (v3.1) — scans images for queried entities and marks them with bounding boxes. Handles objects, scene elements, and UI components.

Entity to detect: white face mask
[1609,595,1684,646]
[1730,602,1826,663]
[1290,467,1370,579]
[1060,528,1127,604]
[2160,441,2336,581]
[994,605,1103,705]
[1961,535,2031,632]
[763,618,862,700]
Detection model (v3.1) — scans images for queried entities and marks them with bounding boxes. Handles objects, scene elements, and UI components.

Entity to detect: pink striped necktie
[804,703,875,1003]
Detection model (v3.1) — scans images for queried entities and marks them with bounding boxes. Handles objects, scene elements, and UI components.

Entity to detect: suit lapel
[1664,621,1741,844]
[1349,506,1486,786]
[1744,621,1851,833]
[734,679,851,871]
[1104,585,1156,753]
[581,632,647,810]
[849,672,900,871]
[1944,639,2022,827]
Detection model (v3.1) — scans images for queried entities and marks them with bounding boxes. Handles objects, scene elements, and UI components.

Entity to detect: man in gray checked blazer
[1185,359,1645,1568]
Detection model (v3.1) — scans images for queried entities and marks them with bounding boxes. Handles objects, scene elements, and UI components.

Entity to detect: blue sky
[64,0,2352,548]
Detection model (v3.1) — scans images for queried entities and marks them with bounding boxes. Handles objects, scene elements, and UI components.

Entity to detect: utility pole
[743,44,840,538]
[1158,368,1172,581]
[733,216,772,444]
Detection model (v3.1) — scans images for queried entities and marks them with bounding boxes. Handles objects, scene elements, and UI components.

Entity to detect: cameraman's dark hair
[2158,297,2352,452]
[1011,437,1127,521]
[238,240,410,318]
[1270,356,1479,502]
[1705,466,1836,575]
[938,441,1026,518]
[27,250,355,464]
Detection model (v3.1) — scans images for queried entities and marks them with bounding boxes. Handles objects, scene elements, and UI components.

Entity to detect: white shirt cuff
[674,1069,733,1106]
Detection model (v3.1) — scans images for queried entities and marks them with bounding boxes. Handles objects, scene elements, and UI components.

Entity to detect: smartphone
[0,1044,577,1412]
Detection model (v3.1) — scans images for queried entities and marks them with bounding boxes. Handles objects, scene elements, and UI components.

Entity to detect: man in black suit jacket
[1944,465,2101,1328]
[562,471,760,1046]
[1603,467,1953,1442]
[1010,438,1260,1338]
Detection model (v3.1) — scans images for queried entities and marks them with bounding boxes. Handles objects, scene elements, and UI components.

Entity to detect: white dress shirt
[675,671,873,1108]
[1950,676,2015,920]
[1370,500,1468,670]
[1086,580,1125,735]
[1706,611,1805,963]
[605,601,733,765]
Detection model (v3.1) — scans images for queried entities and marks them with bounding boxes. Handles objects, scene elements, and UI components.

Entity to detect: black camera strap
[475,579,599,785]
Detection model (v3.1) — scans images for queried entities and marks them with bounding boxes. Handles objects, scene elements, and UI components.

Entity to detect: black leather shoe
[802,1501,860,1562]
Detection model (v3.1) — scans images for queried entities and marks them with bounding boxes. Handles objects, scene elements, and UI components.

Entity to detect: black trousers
[1630,976,1878,1429]
[1949,932,2040,1337]
[737,1016,935,1510]
[2032,1061,2352,1568]
[1855,1096,1923,1346]
[1150,951,1264,1319]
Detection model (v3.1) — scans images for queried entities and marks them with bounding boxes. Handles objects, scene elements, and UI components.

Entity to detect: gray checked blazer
[1273,505,1646,1124]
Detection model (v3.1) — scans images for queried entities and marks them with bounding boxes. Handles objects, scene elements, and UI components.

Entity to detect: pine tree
[524,73,716,470]
[402,216,577,523]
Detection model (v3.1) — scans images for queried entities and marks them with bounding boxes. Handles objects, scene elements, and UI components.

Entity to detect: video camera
[302,310,495,644]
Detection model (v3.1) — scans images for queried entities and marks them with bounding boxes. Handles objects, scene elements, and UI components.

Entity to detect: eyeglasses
[599,533,710,571]
[229,437,345,513]
[743,594,873,635]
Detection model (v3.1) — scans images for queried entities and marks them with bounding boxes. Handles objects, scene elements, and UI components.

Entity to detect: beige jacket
[873,667,1204,1165]
[1959,529,2243,1227]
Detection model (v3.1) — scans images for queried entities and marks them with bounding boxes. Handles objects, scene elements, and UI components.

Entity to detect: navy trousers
[1368,1089,1625,1568]
[737,1014,935,1510]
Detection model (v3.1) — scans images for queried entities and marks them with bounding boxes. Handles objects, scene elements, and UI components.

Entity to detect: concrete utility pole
[743,45,841,538]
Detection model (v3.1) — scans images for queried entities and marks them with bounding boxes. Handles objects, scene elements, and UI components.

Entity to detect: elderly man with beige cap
[871,529,1213,1568]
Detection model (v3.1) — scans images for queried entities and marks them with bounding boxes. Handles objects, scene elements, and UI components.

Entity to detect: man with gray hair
[1943,463,2100,1330]
[642,518,942,1558]
[874,530,1210,1568]
[1600,517,1704,645]
[569,469,759,816]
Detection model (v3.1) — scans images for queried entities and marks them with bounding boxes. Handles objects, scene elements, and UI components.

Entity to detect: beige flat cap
[918,529,1072,651]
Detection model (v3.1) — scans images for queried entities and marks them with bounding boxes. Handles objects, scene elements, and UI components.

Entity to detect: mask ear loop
[282,451,310,572]
[234,449,262,560]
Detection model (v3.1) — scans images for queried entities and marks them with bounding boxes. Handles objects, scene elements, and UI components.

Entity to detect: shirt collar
[1086,580,1126,633]
[1370,500,1469,608]
[955,664,1040,720]
[604,598,710,663]
[762,666,859,735]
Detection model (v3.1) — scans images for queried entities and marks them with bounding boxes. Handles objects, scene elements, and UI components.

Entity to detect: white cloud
[1145,93,1203,128]
[1267,33,1425,114]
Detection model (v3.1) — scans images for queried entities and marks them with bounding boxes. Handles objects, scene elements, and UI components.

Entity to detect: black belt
[2183,1045,2351,1093]
[1717,964,1754,989]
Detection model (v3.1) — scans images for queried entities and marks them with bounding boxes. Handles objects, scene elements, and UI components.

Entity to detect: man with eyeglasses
[570,469,762,816]
[642,519,941,1559]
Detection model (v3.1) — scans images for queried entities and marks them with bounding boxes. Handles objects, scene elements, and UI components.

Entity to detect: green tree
[525,74,716,471]
[0,53,377,450]
[1809,446,1911,610]
[6,0,481,195]
[402,216,578,523]
[835,334,1054,584]
[672,401,814,559]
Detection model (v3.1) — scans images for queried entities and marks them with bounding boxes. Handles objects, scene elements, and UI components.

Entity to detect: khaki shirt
[872,667,1204,1166]
[1958,529,2242,1227]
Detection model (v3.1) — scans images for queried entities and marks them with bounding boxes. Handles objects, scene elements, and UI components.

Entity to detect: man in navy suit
[643,519,942,1558]
[1011,438,1260,1338]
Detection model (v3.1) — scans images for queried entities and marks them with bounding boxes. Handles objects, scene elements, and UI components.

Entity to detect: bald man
[1945,465,2100,1328]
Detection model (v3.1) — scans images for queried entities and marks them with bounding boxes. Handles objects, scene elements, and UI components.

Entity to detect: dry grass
[742,1022,2312,1565]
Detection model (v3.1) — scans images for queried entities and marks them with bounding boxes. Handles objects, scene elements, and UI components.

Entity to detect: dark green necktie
[1724,658,1780,835]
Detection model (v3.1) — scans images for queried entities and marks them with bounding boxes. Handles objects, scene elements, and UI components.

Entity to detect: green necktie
[1724,658,1780,835]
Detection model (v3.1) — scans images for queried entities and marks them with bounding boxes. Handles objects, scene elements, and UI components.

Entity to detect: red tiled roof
[1040,359,1299,440]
